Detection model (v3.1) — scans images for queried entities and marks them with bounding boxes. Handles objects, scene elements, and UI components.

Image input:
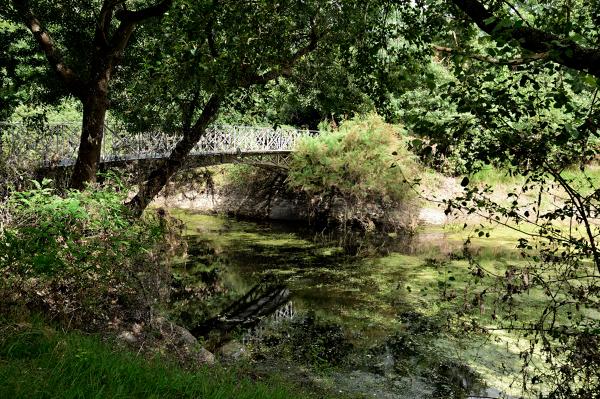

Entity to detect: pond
[169,210,522,399]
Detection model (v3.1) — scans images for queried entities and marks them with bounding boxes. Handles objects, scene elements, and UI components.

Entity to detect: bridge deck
[47,150,294,168]
[0,123,316,168]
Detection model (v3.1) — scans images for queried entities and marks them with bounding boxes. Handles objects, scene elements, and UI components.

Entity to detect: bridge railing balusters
[3,122,318,167]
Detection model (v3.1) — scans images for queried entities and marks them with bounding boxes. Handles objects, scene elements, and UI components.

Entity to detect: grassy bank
[0,321,321,399]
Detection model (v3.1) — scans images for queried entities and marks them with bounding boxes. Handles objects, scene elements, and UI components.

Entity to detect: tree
[119,1,434,213]
[420,1,600,395]
[1,0,172,189]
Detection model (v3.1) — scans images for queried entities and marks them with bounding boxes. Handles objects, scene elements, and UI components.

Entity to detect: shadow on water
[170,211,517,398]
[191,282,291,349]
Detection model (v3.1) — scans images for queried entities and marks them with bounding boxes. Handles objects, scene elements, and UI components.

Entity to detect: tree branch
[205,0,219,59]
[114,0,172,24]
[206,20,219,59]
[12,0,84,98]
[500,0,532,28]
[433,45,548,66]
[95,0,124,48]
[181,89,201,135]
[111,0,172,57]
[188,94,222,137]
[127,93,223,214]
[243,27,322,86]
[451,0,600,78]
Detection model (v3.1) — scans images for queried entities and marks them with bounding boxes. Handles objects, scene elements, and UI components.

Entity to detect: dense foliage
[0,178,175,330]
[288,115,418,231]
[408,2,600,397]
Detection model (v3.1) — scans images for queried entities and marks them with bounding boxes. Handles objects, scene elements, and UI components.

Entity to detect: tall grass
[0,324,320,399]
[469,166,525,186]
[470,164,600,190]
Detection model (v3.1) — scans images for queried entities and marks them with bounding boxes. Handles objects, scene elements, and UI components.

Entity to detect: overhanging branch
[451,0,600,78]
[95,0,125,48]
[114,0,172,24]
[12,0,84,98]
[111,0,172,56]
[243,27,323,86]
[433,45,548,66]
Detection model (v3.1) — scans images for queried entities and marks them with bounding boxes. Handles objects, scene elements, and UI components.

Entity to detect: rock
[132,323,143,335]
[117,331,137,344]
[196,347,216,365]
[173,324,198,347]
[152,316,199,348]
[218,340,249,361]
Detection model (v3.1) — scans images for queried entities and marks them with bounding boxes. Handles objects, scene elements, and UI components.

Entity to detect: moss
[171,210,590,397]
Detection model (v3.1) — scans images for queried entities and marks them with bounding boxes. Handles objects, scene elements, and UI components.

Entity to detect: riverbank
[0,183,331,399]
[0,320,325,399]
[151,164,453,227]
[154,185,455,226]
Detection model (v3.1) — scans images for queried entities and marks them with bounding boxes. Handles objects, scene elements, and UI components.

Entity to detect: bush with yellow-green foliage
[288,115,419,231]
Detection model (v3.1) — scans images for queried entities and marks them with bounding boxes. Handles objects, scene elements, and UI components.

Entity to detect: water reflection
[171,211,514,398]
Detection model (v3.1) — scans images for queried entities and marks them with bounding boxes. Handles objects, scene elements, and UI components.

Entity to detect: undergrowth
[0,175,178,332]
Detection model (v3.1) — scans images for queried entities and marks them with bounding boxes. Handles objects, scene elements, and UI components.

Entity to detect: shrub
[288,114,419,231]
[0,178,178,331]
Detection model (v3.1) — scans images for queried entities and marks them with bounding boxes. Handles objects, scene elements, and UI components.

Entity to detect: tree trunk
[127,95,222,215]
[69,89,109,190]
[14,0,173,190]
[127,142,193,214]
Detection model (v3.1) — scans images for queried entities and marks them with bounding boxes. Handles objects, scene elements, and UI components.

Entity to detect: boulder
[218,340,249,361]
[152,316,198,347]
[117,331,137,344]
[196,347,216,365]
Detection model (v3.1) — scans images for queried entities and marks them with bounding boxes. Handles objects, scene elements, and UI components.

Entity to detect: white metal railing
[0,122,318,167]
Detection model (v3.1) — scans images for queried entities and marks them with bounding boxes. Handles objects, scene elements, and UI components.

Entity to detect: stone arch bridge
[0,122,318,170]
